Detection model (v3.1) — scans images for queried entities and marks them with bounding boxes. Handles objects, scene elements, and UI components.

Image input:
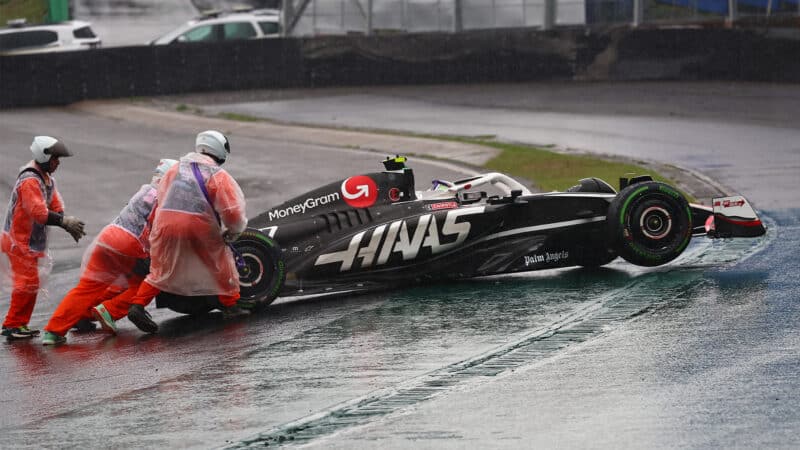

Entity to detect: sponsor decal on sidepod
[524,250,569,266]
[427,201,459,211]
[316,207,485,272]
[268,192,341,221]
[341,176,378,208]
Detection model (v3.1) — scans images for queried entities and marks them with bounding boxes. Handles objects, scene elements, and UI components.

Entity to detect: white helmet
[195,130,230,164]
[154,158,178,178]
[30,136,72,164]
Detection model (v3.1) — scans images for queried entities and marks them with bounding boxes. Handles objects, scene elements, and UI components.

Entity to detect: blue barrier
[657,0,799,14]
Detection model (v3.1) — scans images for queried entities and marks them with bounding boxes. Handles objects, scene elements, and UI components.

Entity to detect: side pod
[704,195,767,238]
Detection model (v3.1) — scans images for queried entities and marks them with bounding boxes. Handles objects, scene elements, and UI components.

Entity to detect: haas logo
[341,176,378,208]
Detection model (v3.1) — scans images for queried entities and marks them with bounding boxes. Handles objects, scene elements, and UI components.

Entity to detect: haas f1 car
[157,157,766,314]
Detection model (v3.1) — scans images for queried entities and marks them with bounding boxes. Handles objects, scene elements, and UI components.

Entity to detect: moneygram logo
[341,176,378,208]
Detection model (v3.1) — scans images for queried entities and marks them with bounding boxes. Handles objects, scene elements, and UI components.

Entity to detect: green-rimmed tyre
[233,228,285,309]
[607,181,692,267]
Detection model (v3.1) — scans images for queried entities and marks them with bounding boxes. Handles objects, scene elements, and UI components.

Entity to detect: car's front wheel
[607,181,692,267]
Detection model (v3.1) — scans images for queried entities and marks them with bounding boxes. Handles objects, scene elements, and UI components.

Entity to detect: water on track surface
[0,226,772,448]
[225,223,774,448]
[305,210,794,449]
[0,93,792,447]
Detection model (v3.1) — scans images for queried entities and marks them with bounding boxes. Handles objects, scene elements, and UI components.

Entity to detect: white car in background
[149,9,281,45]
[0,20,102,55]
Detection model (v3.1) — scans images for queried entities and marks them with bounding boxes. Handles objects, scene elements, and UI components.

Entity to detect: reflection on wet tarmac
[0,221,775,448]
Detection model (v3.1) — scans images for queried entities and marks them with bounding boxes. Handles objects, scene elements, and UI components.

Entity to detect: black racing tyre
[157,292,219,315]
[232,229,285,309]
[606,181,692,267]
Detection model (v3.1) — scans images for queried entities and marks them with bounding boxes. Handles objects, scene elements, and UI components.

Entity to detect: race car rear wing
[690,195,766,238]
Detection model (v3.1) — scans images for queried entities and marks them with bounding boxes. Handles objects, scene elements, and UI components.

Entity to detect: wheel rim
[639,205,673,240]
[238,252,264,288]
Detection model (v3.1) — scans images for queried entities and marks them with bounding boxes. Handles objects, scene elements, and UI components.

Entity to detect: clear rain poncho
[145,152,247,297]
[77,183,158,289]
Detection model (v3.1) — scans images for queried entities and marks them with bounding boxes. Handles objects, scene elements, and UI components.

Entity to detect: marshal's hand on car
[223,230,241,243]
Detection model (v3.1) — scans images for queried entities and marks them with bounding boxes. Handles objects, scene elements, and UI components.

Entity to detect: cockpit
[416,172,532,202]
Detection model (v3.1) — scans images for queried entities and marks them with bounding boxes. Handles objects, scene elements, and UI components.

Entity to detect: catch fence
[283,0,800,34]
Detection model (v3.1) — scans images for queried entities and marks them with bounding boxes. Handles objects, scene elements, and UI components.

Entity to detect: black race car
[157,157,766,314]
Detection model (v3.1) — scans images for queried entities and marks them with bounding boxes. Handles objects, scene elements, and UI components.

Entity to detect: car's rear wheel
[607,181,692,267]
[233,229,285,310]
[156,229,285,315]
[156,292,219,315]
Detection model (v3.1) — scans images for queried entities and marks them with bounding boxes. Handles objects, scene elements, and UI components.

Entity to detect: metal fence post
[633,0,644,26]
[367,0,373,35]
[402,0,408,31]
[282,0,294,36]
[312,0,317,34]
[728,0,738,23]
[522,0,527,27]
[543,0,556,30]
[437,0,442,31]
[454,0,463,32]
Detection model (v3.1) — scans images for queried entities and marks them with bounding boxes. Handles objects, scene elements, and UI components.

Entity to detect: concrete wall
[2,26,799,108]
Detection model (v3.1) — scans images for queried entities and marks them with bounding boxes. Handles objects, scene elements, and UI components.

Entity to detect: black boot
[220,305,250,320]
[73,318,97,332]
[127,304,158,333]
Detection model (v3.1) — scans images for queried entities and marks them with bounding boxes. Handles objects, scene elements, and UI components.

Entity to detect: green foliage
[474,139,674,193]
[219,112,260,122]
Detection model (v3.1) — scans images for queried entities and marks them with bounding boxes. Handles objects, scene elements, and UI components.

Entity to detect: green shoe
[41,331,66,346]
[2,326,39,339]
[18,325,40,336]
[91,304,118,335]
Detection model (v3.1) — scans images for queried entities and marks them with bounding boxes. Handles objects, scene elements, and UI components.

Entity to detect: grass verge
[471,138,674,193]
[0,0,48,24]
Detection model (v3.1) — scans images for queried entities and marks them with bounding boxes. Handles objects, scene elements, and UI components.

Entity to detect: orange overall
[129,152,247,309]
[44,184,157,336]
[1,163,63,329]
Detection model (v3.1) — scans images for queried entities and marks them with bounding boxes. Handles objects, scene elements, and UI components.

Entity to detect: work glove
[60,216,86,243]
[222,230,241,244]
[127,304,158,334]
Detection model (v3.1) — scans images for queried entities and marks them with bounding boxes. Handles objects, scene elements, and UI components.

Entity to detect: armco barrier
[1,27,799,108]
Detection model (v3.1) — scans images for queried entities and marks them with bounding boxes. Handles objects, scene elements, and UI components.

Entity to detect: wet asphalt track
[1,83,799,448]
